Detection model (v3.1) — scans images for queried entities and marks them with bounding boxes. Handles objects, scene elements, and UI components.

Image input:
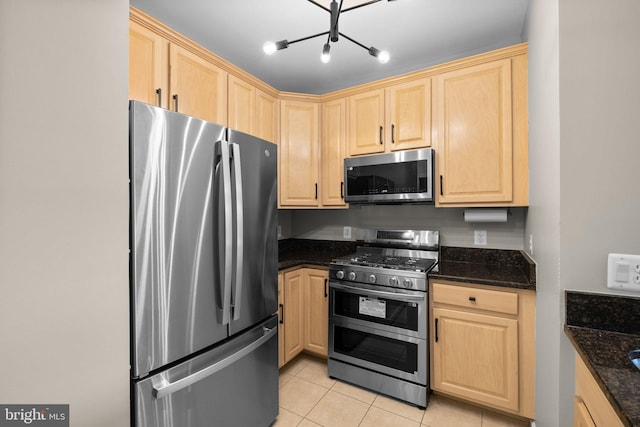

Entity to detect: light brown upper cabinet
[279,100,320,207]
[385,78,432,151]
[347,78,431,156]
[321,98,348,207]
[255,90,279,144]
[228,75,279,144]
[129,11,227,125]
[129,20,169,108]
[433,55,528,206]
[169,44,227,125]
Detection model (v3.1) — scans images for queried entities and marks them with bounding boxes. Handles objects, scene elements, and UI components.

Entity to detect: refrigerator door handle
[152,325,277,399]
[216,139,233,326]
[230,142,244,320]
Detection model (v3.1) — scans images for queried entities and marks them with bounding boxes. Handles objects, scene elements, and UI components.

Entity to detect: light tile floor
[274,354,529,427]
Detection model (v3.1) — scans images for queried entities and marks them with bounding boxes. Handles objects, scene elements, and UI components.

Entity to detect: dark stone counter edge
[279,259,330,271]
[565,326,636,427]
[428,272,536,291]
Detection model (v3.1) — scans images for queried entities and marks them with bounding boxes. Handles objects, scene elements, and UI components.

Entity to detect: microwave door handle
[152,325,277,399]
[230,142,243,320]
[330,281,425,302]
[216,139,233,326]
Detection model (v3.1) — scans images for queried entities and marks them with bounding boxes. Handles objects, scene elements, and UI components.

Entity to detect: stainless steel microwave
[344,148,434,204]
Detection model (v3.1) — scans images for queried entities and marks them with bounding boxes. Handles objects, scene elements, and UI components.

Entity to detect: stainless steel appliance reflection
[129,101,278,427]
[328,229,439,409]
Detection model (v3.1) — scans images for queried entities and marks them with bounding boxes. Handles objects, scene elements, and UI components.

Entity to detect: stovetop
[344,253,437,272]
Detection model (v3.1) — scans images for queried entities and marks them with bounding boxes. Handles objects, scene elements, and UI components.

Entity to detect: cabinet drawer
[432,282,518,315]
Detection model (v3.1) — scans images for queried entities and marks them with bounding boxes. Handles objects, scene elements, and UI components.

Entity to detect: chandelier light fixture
[263,0,393,64]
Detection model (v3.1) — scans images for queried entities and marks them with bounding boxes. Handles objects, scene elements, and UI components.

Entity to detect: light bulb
[377,50,390,64]
[263,41,277,55]
[321,43,331,63]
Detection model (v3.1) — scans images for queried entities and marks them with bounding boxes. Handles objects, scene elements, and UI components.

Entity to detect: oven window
[333,289,419,331]
[333,325,418,374]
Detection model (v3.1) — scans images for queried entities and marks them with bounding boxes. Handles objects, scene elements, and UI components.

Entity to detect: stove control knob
[348,271,357,281]
[368,274,377,284]
[389,277,399,286]
[336,270,345,279]
[403,278,413,288]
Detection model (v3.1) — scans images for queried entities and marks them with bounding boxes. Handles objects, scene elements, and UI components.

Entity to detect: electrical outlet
[343,226,352,239]
[277,225,282,238]
[474,230,487,246]
[607,253,640,292]
[529,234,534,255]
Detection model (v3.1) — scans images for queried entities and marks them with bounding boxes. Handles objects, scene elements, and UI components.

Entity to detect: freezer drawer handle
[152,326,277,399]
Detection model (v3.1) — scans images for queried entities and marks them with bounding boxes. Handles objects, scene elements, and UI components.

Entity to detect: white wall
[524,0,562,425]
[284,206,527,249]
[0,1,130,426]
[526,0,640,425]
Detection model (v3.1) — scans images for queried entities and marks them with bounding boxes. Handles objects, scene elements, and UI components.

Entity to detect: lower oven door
[329,316,427,385]
[329,280,427,339]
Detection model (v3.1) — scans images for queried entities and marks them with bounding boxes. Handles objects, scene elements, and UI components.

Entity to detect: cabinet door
[386,78,431,151]
[434,59,513,204]
[278,273,285,368]
[348,89,385,156]
[256,90,278,144]
[432,307,519,411]
[129,21,168,107]
[283,270,304,363]
[280,101,319,206]
[573,397,597,427]
[321,99,347,207]
[228,75,254,134]
[169,44,227,124]
[303,269,329,357]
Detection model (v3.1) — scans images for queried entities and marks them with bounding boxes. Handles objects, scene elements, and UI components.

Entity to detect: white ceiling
[129,0,530,95]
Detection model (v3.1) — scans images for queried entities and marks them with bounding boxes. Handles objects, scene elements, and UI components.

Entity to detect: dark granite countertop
[565,291,640,427]
[430,246,536,290]
[279,240,536,291]
[278,238,358,271]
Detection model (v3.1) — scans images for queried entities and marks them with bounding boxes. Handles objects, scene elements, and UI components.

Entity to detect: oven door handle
[330,281,425,302]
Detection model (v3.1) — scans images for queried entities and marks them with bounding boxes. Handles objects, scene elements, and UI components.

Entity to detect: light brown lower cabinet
[573,354,624,427]
[279,267,328,368]
[430,280,535,419]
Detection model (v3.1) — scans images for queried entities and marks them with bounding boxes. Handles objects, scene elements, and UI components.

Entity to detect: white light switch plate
[474,230,487,246]
[607,253,640,292]
[343,226,352,239]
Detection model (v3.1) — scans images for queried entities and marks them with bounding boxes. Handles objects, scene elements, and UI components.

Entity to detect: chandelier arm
[288,31,331,46]
[338,32,369,52]
[306,0,330,13]
[341,0,382,13]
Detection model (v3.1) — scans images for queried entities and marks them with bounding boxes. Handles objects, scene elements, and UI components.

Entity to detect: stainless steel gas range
[327,229,439,409]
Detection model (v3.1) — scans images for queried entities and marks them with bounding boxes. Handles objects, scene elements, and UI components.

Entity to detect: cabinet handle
[279,303,284,324]
[435,318,439,343]
[172,94,179,112]
[324,278,328,298]
[391,124,395,144]
[340,182,344,199]
[315,183,318,200]
[439,175,443,196]
[379,126,383,145]
[469,296,476,302]
[156,88,162,108]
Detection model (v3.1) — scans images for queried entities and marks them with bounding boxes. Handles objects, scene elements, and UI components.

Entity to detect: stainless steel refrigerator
[129,101,279,427]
